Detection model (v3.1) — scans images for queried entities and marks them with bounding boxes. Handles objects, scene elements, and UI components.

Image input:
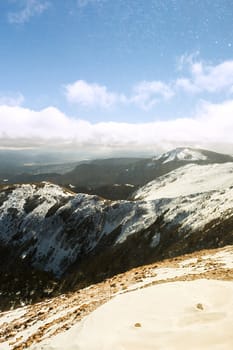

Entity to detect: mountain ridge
[0,159,233,311]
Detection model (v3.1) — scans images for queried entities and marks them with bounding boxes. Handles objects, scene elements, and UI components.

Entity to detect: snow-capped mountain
[154,147,208,163]
[154,147,233,164]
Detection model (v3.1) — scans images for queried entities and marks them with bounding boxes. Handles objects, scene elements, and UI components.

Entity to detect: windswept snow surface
[1,246,232,350]
[134,162,233,200]
[30,279,233,350]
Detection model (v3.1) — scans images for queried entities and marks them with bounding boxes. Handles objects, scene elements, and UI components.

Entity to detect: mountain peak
[155,147,207,164]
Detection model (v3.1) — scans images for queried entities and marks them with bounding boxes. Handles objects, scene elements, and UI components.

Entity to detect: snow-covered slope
[32,279,233,350]
[1,246,232,350]
[133,162,233,200]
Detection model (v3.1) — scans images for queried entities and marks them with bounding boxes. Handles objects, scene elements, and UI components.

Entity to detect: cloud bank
[1,55,233,156]
[0,99,233,155]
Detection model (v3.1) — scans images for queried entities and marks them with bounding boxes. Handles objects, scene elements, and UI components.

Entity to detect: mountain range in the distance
[1,147,233,200]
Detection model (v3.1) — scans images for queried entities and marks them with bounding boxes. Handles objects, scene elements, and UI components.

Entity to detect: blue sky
[0,0,233,156]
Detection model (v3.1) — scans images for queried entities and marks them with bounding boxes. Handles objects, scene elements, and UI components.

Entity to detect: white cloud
[131,81,174,110]
[65,80,125,108]
[65,56,233,111]
[65,79,173,110]
[176,54,233,94]
[0,92,24,106]
[0,99,233,155]
[8,0,49,24]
